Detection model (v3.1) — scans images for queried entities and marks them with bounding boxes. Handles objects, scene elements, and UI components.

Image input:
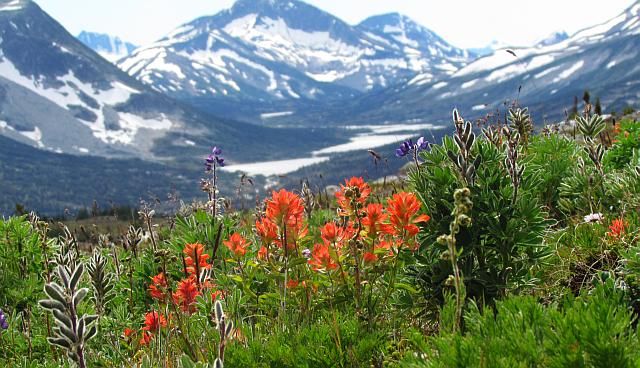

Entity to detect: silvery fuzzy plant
[508,107,533,144]
[57,226,79,270]
[576,109,606,176]
[447,109,481,185]
[502,127,526,205]
[39,264,98,368]
[481,125,502,147]
[212,300,233,367]
[125,225,144,258]
[86,250,115,315]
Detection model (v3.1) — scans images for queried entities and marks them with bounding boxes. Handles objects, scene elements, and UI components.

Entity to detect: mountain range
[0,0,638,214]
[77,31,138,62]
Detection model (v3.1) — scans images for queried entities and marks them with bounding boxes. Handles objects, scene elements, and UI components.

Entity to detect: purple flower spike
[302,248,312,259]
[205,146,225,171]
[0,309,8,330]
[417,137,429,150]
[395,140,412,157]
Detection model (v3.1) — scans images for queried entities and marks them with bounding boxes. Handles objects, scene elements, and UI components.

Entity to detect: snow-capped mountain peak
[357,12,468,59]
[534,31,569,48]
[77,31,138,62]
[118,0,472,103]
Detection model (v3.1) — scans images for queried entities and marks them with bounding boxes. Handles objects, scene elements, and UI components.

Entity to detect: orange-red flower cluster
[308,243,338,271]
[256,217,278,246]
[148,272,168,302]
[224,233,250,257]
[362,203,392,239]
[385,192,431,239]
[320,222,354,248]
[335,177,371,216]
[136,310,167,345]
[607,218,627,239]
[263,189,307,251]
[266,189,305,227]
[184,243,210,277]
[173,277,201,314]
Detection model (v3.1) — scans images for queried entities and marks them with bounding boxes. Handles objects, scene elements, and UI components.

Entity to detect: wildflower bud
[445,275,455,286]
[437,235,448,245]
[440,250,450,260]
[458,214,472,227]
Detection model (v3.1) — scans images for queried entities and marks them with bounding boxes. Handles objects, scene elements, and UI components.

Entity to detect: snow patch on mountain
[0,0,23,12]
[77,31,138,62]
[552,60,584,82]
[0,56,174,145]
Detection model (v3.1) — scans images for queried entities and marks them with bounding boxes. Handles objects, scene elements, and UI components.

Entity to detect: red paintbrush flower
[224,233,249,257]
[320,222,354,248]
[265,189,305,227]
[607,218,627,239]
[363,252,378,263]
[123,328,135,341]
[142,311,167,333]
[385,192,430,238]
[173,277,201,314]
[183,243,210,277]
[362,203,392,239]
[335,177,371,216]
[256,217,279,245]
[257,246,268,260]
[148,272,168,302]
[308,243,338,272]
[277,221,308,250]
[139,331,152,346]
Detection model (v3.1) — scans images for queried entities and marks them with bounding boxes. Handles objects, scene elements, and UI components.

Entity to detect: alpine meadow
[0,0,639,367]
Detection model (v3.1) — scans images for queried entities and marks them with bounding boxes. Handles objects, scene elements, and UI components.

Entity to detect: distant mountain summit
[534,31,569,48]
[77,31,138,62]
[357,12,469,62]
[316,0,640,125]
[118,0,471,104]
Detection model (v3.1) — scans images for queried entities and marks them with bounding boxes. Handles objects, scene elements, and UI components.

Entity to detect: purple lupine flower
[205,146,225,171]
[302,248,311,259]
[0,309,8,330]
[395,140,412,157]
[417,136,429,151]
[396,137,430,157]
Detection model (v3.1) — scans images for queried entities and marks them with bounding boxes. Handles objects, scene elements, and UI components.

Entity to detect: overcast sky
[35,0,634,48]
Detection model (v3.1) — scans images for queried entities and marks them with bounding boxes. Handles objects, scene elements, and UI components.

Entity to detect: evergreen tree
[583,90,591,105]
[595,97,602,115]
[570,96,579,118]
